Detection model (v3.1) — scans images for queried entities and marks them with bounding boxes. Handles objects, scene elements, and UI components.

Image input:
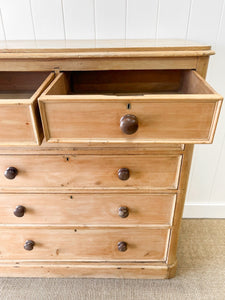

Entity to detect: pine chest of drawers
[0,40,222,279]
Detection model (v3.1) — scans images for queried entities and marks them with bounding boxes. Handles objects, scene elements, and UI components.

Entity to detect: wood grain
[0,154,182,191]
[0,193,176,226]
[69,69,183,94]
[39,70,222,144]
[0,143,185,154]
[0,71,51,91]
[0,227,170,261]
[0,72,54,146]
[0,39,212,51]
[0,40,213,72]
[0,40,218,279]
[0,57,198,72]
[166,145,194,265]
[0,261,176,279]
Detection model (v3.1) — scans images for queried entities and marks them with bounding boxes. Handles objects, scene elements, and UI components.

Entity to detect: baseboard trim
[0,261,177,279]
[183,203,225,218]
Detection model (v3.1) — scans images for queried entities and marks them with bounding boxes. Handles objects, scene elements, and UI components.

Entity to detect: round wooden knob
[118,241,127,252]
[120,114,138,135]
[118,168,130,181]
[118,206,129,218]
[4,167,18,179]
[24,240,35,251]
[14,205,26,218]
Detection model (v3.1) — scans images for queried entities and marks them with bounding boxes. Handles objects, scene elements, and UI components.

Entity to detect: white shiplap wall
[0,0,225,217]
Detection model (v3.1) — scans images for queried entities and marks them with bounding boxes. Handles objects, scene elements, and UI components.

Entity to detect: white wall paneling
[206,1,225,204]
[156,0,191,39]
[62,0,95,39]
[0,0,225,217]
[0,0,34,40]
[30,0,65,40]
[187,0,224,44]
[0,9,5,40]
[95,0,126,39]
[183,203,225,218]
[126,0,158,39]
[185,0,225,217]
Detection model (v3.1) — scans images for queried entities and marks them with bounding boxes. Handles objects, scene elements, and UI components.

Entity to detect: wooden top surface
[0,40,214,58]
[0,39,211,51]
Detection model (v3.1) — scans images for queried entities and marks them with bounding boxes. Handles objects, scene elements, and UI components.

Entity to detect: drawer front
[0,105,36,145]
[0,194,176,225]
[40,99,221,144]
[0,155,182,190]
[0,72,54,145]
[39,70,222,144]
[0,228,169,261]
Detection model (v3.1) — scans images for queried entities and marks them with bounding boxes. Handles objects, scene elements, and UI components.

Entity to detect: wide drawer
[0,228,170,261]
[0,193,176,226]
[39,70,223,145]
[0,155,182,190]
[0,72,54,145]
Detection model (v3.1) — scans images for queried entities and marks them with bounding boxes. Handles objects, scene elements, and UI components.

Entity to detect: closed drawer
[39,70,222,145]
[0,72,54,145]
[0,194,176,226]
[0,228,169,261]
[0,154,182,190]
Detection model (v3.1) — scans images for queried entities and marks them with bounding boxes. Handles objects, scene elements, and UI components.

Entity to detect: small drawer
[0,194,176,226]
[0,72,54,145]
[39,70,223,145]
[0,228,170,261]
[0,154,182,190]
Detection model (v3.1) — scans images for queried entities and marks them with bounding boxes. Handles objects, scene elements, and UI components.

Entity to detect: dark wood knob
[24,240,35,251]
[118,206,129,218]
[4,167,18,179]
[118,168,130,180]
[14,205,26,218]
[118,241,127,252]
[120,114,138,135]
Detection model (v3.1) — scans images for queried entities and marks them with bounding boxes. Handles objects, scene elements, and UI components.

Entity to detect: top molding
[0,39,214,55]
[0,39,214,71]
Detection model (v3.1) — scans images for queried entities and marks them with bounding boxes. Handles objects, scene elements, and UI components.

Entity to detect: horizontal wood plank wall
[0,0,225,217]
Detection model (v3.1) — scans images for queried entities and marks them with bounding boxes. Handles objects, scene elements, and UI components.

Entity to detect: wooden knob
[118,168,130,180]
[24,240,35,251]
[4,167,18,179]
[120,114,138,135]
[118,206,129,218]
[14,205,26,218]
[118,241,127,252]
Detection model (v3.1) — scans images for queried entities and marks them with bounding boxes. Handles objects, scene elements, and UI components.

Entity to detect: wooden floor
[0,219,224,300]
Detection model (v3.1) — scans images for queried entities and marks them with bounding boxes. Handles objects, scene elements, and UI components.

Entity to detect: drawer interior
[45,70,216,96]
[0,72,51,99]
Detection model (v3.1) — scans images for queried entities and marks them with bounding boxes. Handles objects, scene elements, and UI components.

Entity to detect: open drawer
[0,72,54,146]
[39,70,223,145]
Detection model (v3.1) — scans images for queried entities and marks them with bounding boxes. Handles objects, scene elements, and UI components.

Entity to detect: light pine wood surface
[0,193,176,226]
[0,261,174,279]
[0,227,170,261]
[0,154,182,191]
[39,70,222,145]
[0,40,213,72]
[0,72,54,146]
[0,41,221,279]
